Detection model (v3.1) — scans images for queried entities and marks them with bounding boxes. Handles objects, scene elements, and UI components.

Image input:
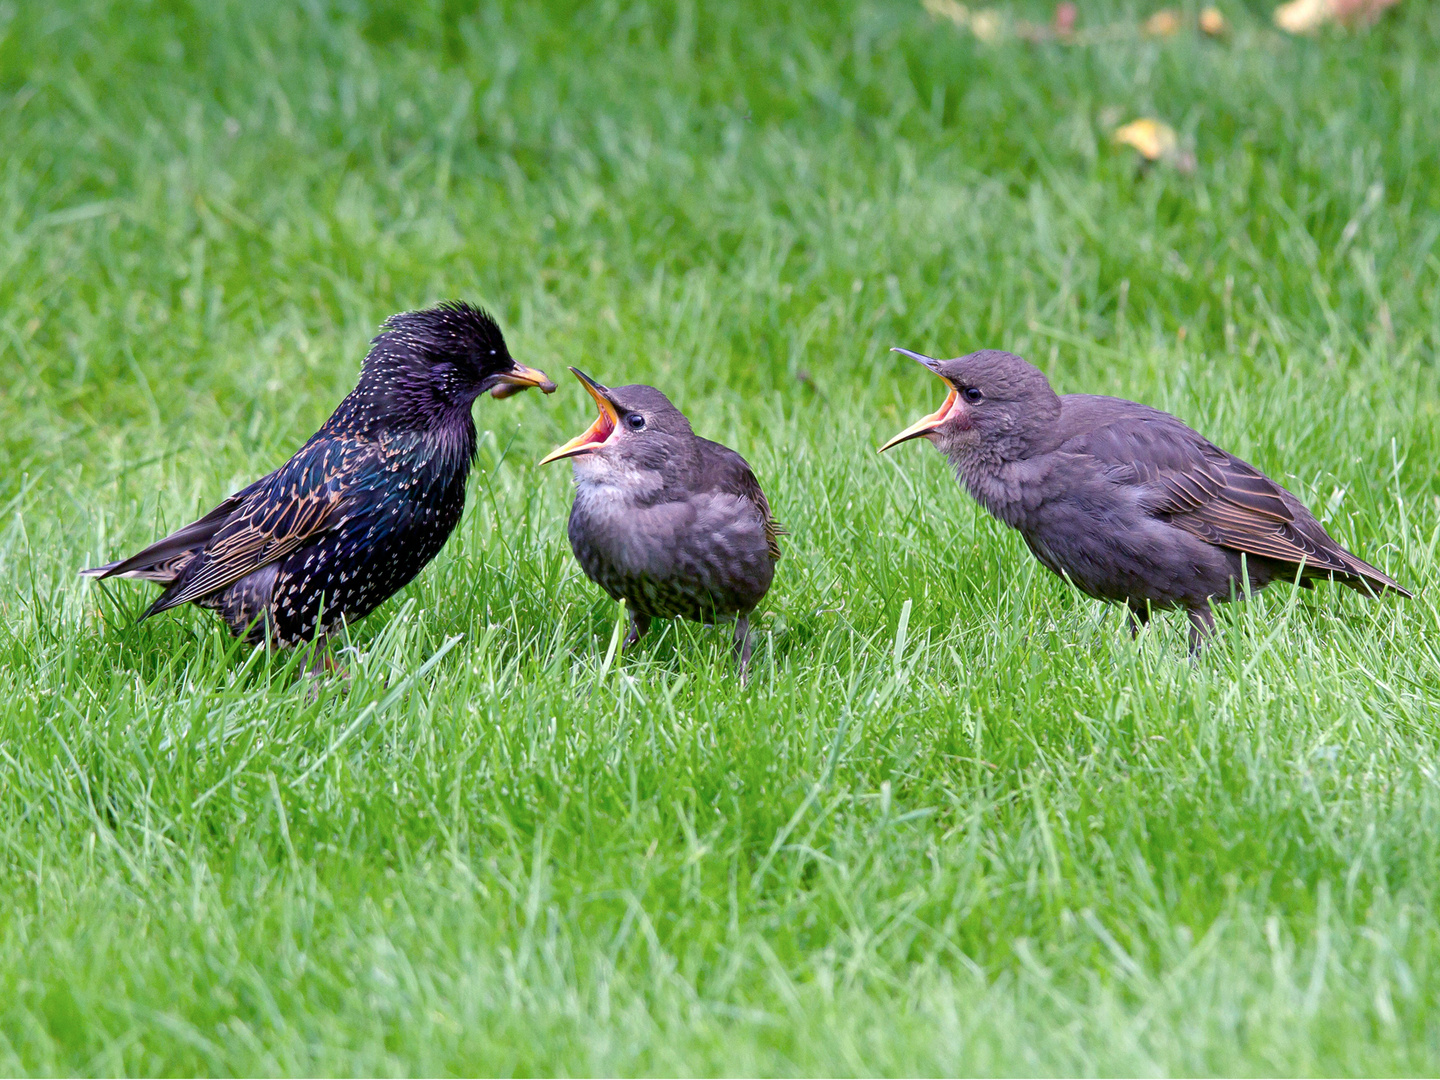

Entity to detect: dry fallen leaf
[1113,118,1178,161]
[1143,9,1182,36]
[1199,7,1228,34]
[1275,0,1398,32]
[1274,0,1332,32]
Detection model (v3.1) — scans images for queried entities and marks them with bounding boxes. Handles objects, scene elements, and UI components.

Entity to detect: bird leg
[300,637,349,701]
[623,610,651,651]
[303,636,349,679]
[1126,601,1151,639]
[734,615,753,686]
[1187,605,1215,656]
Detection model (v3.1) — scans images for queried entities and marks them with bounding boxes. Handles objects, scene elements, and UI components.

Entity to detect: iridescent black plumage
[84,302,555,649]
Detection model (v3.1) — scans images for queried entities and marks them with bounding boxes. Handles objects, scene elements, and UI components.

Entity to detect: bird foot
[622,611,651,652]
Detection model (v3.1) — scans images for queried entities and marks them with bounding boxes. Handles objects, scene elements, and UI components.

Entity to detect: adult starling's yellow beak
[538,367,622,464]
[490,362,558,399]
[879,348,958,452]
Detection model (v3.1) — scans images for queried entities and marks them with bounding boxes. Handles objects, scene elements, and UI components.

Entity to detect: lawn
[2,0,1439,1073]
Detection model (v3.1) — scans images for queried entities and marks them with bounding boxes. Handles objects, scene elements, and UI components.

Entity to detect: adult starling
[880,348,1409,650]
[83,302,555,661]
[539,368,782,679]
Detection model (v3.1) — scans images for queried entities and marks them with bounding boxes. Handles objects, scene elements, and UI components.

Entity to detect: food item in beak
[490,363,558,399]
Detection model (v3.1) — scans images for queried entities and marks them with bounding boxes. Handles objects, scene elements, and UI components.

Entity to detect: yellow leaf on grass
[1113,119,1178,161]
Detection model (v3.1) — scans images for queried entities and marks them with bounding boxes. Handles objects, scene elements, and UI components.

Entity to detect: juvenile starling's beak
[538,367,621,465]
[879,348,958,453]
[490,362,558,399]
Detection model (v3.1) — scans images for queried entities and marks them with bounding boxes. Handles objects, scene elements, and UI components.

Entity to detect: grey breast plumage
[569,435,781,624]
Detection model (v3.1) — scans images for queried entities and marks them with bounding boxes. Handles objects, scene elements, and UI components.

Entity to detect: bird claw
[622,611,650,651]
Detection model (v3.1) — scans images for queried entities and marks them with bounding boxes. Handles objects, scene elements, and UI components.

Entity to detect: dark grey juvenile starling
[539,368,783,679]
[880,348,1410,650]
[83,302,555,662]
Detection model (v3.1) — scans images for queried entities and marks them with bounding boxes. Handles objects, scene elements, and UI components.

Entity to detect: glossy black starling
[880,348,1409,650]
[539,368,783,679]
[83,302,555,660]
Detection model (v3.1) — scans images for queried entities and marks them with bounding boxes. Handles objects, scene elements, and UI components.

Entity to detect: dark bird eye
[962,386,983,403]
[625,413,646,431]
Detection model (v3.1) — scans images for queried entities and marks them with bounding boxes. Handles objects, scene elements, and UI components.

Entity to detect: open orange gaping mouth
[538,367,620,464]
[879,384,958,453]
[878,347,962,453]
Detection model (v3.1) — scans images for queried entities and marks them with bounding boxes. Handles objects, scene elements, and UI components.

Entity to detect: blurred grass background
[1,0,1439,1072]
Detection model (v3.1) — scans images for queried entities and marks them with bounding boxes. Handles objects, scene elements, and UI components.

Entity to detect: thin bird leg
[623,610,651,651]
[300,637,350,702]
[734,615,753,685]
[1187,605,1215,656]
[1126,601,1151,639]
[303,636,348,680]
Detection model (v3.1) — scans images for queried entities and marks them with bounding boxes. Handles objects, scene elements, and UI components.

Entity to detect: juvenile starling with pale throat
[84,302,555,662]
[880,348,1409,650]
[539,368,783,679]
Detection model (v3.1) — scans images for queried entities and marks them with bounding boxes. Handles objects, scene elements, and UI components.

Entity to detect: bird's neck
[571,457,666,504]
[325,371,480,443]
[944,445,1034,528]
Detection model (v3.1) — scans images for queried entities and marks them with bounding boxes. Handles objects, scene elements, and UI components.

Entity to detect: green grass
[2,0,1439,1073]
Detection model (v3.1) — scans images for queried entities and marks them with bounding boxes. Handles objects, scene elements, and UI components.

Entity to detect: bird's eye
[625,413,646,431]
[962,386,984,404]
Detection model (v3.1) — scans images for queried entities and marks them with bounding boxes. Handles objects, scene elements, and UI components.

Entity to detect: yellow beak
[538,367,621,465]
[879,348,957,453]
[490,362,558,399]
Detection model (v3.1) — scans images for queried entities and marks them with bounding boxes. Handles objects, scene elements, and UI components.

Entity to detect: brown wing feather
[737,467,785,561]
[143,438,375,617]
[1160,452,1372,577]
[698,438,784,561]
[81,490,253,582]
[1070,416,1406,594]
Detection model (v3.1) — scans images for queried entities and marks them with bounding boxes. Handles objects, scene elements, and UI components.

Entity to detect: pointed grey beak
[879,347,958,454]
[891,347,943,371]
